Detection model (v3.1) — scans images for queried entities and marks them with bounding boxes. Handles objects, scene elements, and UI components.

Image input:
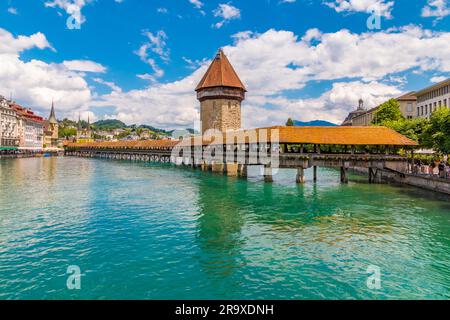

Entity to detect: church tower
[48,100,58,141]
[196,49,246,135]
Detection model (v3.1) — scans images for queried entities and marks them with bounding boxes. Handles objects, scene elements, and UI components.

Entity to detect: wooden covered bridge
[65,125,418,184]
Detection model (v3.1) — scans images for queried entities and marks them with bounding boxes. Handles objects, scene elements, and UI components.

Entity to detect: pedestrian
[429,162,435,175]
[438,161,445,179]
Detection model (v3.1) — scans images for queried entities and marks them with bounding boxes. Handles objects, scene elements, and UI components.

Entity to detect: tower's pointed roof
[48,100,58,124]
[196,49,246,92]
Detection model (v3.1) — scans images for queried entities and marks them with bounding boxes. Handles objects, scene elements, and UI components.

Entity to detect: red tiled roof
[195,49,246,91]
[11,104,45,123]
[179,126,418,147]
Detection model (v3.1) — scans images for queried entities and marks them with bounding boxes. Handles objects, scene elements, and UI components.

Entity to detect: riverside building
[415,78,450,118]
[0,96,19,148]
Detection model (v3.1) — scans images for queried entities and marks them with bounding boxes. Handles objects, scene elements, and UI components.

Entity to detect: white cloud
[93,78,122,93]
[189,0,204,9]
[62,60,106,73]
[92,26,450,128]
[157,7,168,14]
[422,0,450,22]
[0,29,54,54]
[7,7,18,15]
[0,28,91,118]
[243,81,401,127]
[213,3,241,28]
[325,0,395,18]
[430,76,448,83]
[135,30,170,80]
[4,25,450,130]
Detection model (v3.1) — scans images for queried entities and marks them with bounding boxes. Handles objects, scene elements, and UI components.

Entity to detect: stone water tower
[196,49,246,135]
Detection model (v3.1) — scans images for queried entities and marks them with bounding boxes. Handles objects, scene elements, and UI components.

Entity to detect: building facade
[11,103,44,150]
[196,49,246,134]
[415,78,450,118]
[342,92,417,126]
[0,96,19,147]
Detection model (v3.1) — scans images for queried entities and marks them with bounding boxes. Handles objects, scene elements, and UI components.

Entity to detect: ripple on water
[0,158,449,299]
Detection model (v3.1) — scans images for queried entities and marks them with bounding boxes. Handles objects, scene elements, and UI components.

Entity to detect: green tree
[286,118,294,126]
[371,99,404,125]
[422,108,450,155]
[381,118,429,144]
[58,127,77,138]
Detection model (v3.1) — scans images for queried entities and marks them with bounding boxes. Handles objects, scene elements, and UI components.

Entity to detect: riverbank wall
[0,153,62,160]
[351,167,450,195]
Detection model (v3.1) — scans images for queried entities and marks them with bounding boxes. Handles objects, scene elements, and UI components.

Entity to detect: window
[407,103,413,112]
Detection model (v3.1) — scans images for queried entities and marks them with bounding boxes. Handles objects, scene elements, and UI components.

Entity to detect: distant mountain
[92,119,127,130]
[293,120,337,127]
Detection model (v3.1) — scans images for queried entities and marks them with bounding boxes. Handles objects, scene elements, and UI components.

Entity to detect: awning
[0,146,18,151]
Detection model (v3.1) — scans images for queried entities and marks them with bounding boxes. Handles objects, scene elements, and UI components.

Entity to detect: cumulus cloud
[0,28,54,54]
[213,3,241,28]
[0,28,91,118]
[422,0,450,22]
[91,26,450,128]
[62,60,106,73]
[4,25,450,129]
[325,0,395,18]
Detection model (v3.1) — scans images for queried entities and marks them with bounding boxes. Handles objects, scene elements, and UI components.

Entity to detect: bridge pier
[313,166,317,182]
[238,164,247,178]
[211,163,225,173]
[225,163,238,177]
[369,167,382,184]
[264,165,274,183]
[340,166,349,184]
[296,167,305,184]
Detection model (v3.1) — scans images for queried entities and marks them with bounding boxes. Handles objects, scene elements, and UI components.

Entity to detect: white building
[416,78,450,118]
[0,96,19,147]
[11,103,44,150]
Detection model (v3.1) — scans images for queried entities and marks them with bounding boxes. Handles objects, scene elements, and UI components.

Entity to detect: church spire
[77,113,82,131]
[48,99,58,124]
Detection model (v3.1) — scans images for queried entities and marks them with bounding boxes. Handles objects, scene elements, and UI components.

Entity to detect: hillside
[293,120,337,127]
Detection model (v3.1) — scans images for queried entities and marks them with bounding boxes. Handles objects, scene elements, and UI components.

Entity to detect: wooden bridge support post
[340,166,349,184]
[225,163,238,177]
[211,163,225,174]
[264,165,274,183]
[313,166,317,182]
[238,164,247,178]
[296,167,305,184]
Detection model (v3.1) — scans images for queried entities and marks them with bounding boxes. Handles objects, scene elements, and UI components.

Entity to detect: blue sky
[0,0,449,128]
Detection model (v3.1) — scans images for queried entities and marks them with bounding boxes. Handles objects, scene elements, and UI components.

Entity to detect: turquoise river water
[0,157,449,299]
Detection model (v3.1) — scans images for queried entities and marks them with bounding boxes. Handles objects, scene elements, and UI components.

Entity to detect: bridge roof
[180,126,418,146]
[66,126,418,149]
[66,140,179,149]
